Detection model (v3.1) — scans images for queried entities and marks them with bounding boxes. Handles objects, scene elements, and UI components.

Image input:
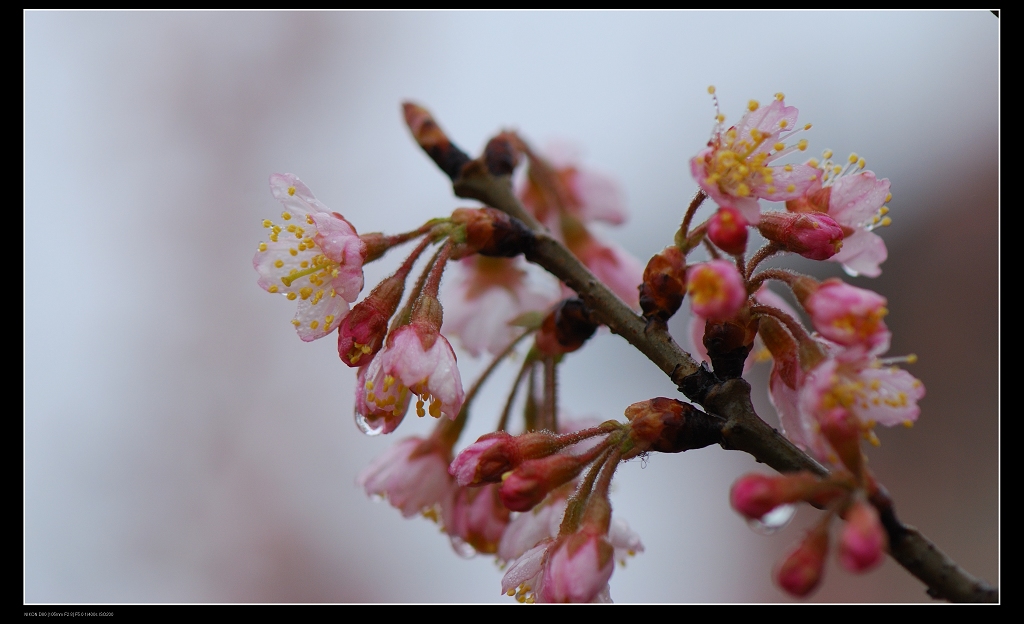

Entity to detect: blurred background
[25,11,998,603]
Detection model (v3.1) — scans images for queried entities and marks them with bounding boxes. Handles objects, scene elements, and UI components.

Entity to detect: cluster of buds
[730,470,888,596]
[449,397,719,602]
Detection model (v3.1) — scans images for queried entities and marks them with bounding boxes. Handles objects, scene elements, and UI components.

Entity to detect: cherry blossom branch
[406,106,997,603]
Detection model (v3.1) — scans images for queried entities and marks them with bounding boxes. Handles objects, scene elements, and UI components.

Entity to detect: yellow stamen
[282,211,292,221]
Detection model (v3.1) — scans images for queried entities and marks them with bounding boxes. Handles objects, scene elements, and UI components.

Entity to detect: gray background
[25,11,998,602]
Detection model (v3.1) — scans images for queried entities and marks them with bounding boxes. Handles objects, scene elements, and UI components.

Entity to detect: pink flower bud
[804,278,890,350]
[686,260,747,321]
[449,434,513,486]
[500,454,587,512]
[449,431,564,486]
[707,206,749,255]
[838,500,887,573]
[730,472,843,520]
[758,211,844,261]
[775,523,830,598]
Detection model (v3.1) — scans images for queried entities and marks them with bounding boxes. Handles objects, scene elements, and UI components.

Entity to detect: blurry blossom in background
[25,11,997,602]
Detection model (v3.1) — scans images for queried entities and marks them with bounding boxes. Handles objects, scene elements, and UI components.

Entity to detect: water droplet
[449,535,478,559]
[747,503,796,535]
[354,410,385,436]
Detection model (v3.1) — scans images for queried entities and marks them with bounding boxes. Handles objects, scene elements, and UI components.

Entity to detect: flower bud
[702,310,759,379]
[758,211,844,261]
[707,206,749,255]
[535,298,599,355]
[838,500,887,573]
[449,430,563,486]
[775,521,830,598]
[450,207,535,258]
[338,274,406,367]
[639,246,687,324]
[500,454,588,512]
[403,102,470,182]
[483,132,522,177]
[730,472,845,520]
[686,260,747,321]
[623,397,720,455]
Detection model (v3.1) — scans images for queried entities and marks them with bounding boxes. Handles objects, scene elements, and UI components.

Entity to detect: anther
[262,219,272,228]
[748,100,760,112]
[268,285,278,293]
[798,139,809,151]
[258,242,267,252]
[282,212,292,221]
[287,186,296,196]
[287,292,297,301]
[273,259,284,268]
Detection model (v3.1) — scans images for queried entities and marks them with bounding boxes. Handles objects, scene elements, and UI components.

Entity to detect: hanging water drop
[747,503,796,535]
[354,409,385,436]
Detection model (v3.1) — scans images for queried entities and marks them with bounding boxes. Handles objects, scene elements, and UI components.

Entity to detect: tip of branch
[401,101,470,181]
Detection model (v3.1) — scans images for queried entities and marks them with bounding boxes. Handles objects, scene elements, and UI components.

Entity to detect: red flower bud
[838,500,887,573]
[775,522,830,598]
[449,430,564,487]
[338,274,406,368]
[500,454,588,512]
[707,206,749,255]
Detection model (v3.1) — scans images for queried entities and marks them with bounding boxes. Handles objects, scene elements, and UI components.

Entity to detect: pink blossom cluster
[251,92,929,602]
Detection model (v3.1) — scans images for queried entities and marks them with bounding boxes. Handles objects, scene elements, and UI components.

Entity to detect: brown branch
[404,105,998,603]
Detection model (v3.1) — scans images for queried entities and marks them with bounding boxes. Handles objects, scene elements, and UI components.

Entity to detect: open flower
[383,325,465,420]
[691,94,820,224]
[357,437,454,520]
[354,346,412,435]
[442,256,558,357]
[787,161,892,277]
[254,174,366,341]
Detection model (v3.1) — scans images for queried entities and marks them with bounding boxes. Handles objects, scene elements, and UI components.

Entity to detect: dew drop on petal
[354,410,385,436]
[746,503,796,535]
[449,536,478,559]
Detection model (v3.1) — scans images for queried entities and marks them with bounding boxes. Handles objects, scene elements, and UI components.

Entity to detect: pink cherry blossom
[564,229,644,309]
[254,173,366,341]
[354,347,412,435]
[686,259,747,321]
[442,257,559,357]
[788,168,891,277]
[801,350,924,433]
[518,142,628,230]
[383,325,465,420]
[691,96,820,224]
[539,531,616,603]
[443,484,510,556]
[804,279,891,351]
[826,171,890,278]
[357,437,454,520]
[499,498,567,565]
